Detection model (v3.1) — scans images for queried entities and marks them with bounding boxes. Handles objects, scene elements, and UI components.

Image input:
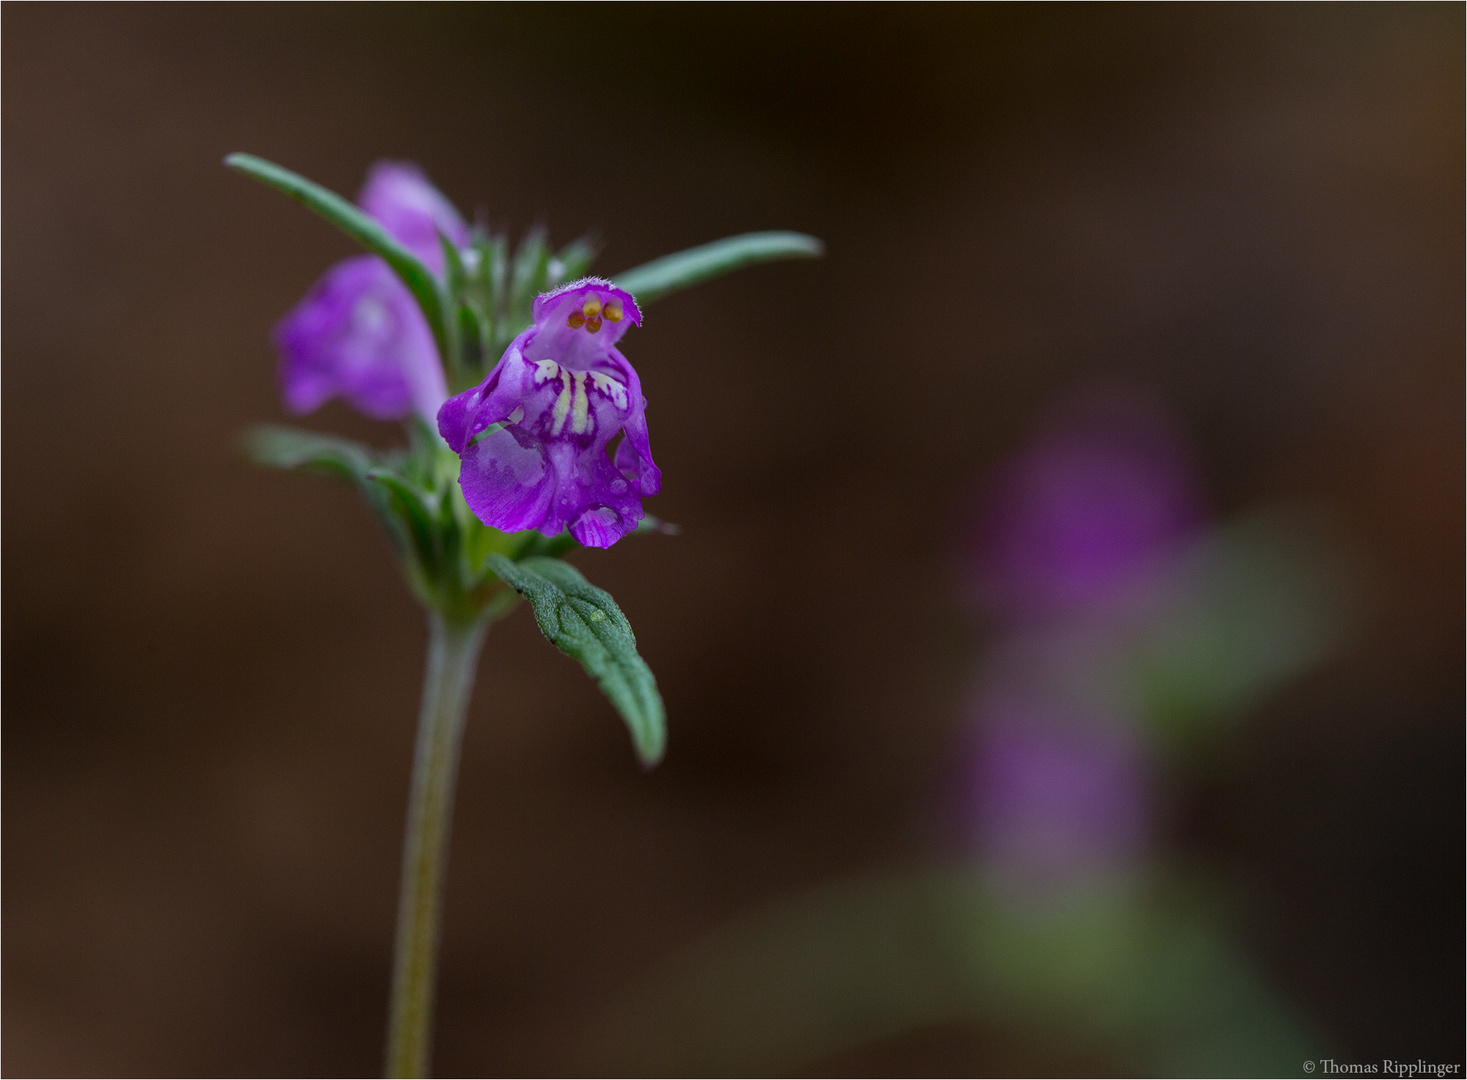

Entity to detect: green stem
[385,612,489,1078]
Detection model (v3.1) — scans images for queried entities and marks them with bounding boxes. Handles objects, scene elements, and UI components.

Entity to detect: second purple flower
[437,277,661,549]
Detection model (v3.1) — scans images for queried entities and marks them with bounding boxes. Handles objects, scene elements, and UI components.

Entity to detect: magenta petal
[458,425,556,533]
[570,506,629,548]
[614,408,662,496]
[440,280,659,547]
[437,387,476,453]
[274,255,445,423]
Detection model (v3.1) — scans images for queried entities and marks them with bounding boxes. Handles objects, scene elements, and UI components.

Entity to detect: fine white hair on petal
[533,276,642,324]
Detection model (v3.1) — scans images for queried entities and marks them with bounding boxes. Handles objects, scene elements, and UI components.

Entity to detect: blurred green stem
[386,612,489,1078]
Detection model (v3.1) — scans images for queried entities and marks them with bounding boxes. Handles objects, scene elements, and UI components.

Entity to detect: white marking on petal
[550,370,572,436]
[571,372,592,435]
[534,359,559,384]
[588,370,628,410]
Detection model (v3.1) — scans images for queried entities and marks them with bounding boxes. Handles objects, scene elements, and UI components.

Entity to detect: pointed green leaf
[243,424,378,481]
[487,233,510,309]
[487,555,666,766]
[613,231,823,304]
[509,225,550,314]
[224,153,454,363]
[456,301,487,376]
[548,234,599,286]
[440,232,467,298]
[365,468,440,574]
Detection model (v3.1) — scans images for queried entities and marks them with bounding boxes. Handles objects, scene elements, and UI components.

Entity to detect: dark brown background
[4,5,1462,1076]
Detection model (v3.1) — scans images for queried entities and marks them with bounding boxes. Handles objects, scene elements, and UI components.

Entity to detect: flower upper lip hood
[531,276,643,348]
[437,277,660,549]
[518,275,643,372]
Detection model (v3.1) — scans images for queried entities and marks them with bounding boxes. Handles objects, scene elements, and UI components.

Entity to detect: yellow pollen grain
[570,372,591,434]
[550,370,573,435]
[604,301,623,323]
[582,297,602,317]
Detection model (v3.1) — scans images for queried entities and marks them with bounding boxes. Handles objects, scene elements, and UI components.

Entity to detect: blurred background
[4,6,1461,1076]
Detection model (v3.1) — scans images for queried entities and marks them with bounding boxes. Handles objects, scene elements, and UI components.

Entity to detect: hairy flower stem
[385,612,489,1078]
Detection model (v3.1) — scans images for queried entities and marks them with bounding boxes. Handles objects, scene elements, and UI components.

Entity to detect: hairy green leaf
[224,153,454,363]
[613,231,823,304]
[243,424,378,481]
[509,225,550,314]
[365,468,439,575]
[440,232,467,298]
[487,555,666,766]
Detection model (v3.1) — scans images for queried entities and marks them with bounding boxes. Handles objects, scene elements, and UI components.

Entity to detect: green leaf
[509,225,550,314]
[224,153,454,364]
[365,468,439,575]
[244,424,438,588]
[456,302,486,376]
[613,231,824,304]
[487,555,666,766]
[243,424,378,481]
[486,233,510,310]
[440,232,467,298]
[548,234,599,286]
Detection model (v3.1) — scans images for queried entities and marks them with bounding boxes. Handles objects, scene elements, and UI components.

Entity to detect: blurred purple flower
[965,700,1149,881]
[968,392,1203,619]
[273,162,468,422]
[438,278,660,548]
[357,162,469,273]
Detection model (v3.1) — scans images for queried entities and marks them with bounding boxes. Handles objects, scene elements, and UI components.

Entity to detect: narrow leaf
[457,302,486,374]
[244,425,425,575]
[509,225,550,314]
[613,231,823,304]
[365,469,440,574]
[487,233,509,311]
[439,232,467,298]
[487,555,666,766]
[548,234,599,286]
[243,424,377,481]
[224,152,454,362]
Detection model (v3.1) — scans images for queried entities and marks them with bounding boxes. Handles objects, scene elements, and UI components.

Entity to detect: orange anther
[584,314,603,333]
[566,311,586,329]
[604,300,623,323]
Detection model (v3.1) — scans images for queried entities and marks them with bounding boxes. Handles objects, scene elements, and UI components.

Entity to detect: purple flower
[438,278,661,548]
[273,162,469,422]
[357,162,469,274]
[967,391,1204,619]
[964,698,1149,882]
